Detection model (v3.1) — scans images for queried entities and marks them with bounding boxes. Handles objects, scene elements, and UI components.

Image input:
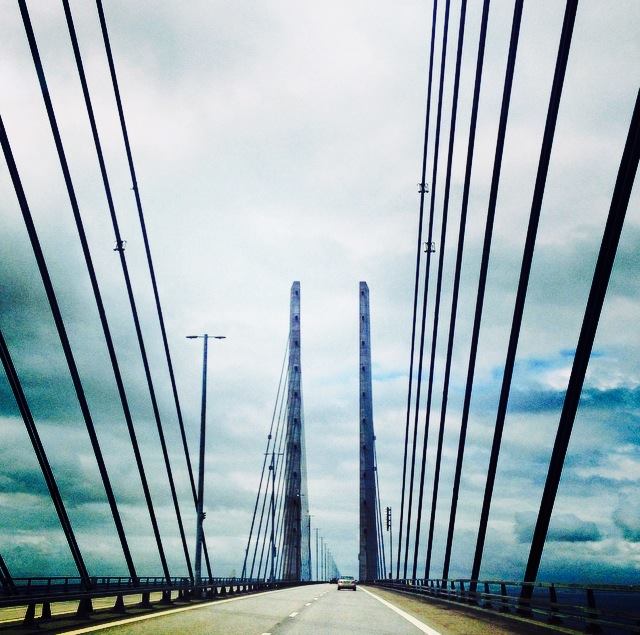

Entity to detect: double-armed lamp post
[187,333,225,588]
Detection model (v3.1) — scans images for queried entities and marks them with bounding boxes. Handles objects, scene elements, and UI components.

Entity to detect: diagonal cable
[272,416,290,578]
[522,88,640,599]
[0,327,91,590]
[471,0,579,586]
[61,0,172,583]
[94,0,209,577]
[442,0,522,581]
[408,0,452,579]
[403,0,451,579]
[28,0,192,580]
[397,0,439,580]
[251,365,290,578]
[268,376,295,579]
[374,444,386,579]
[0,554,15,593]
[252,355,290,578]
[422,0,468,580]
[242,337,289,578]
[14,4,139,580]
[422,0,467,578]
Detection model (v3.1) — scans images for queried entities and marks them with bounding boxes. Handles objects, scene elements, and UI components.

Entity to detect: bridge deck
[0,583,570,634]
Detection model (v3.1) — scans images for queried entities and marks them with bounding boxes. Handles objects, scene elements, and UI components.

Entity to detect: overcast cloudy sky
[0,0,638,584]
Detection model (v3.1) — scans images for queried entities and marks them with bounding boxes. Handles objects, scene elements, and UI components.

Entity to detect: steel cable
[374,445,386,578]
[397,0,439,580]
[94,0,212,578]
[0,554,14,592]
[522,87,640,598]
[62,0,172,582]
[471,0,579,585]
[422,0,468,579]
[0,327,91,589]
[242,337,289,577]
[442,0,523,582]
[16,2,138,580]
[255,367,291,579]
[403,0,452,579]
[251,363,291,577]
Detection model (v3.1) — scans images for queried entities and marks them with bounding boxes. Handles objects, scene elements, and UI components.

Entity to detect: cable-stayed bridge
[1,1,639,633]
[242,282,313,584]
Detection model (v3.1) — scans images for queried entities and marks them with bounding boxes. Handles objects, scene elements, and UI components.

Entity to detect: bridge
[1,1,638,634]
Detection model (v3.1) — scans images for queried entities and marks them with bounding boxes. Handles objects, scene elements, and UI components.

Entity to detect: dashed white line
[305,602,311,606]
[289,611,298,618]
[60,588,291,634]
[359,587,442,635]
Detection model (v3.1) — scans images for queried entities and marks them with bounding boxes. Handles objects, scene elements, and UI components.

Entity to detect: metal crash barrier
[371,578,640,634]
[0,576,319,626]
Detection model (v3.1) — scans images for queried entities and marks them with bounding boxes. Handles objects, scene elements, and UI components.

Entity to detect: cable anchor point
[424,241,436,253]
[113,239,127,252]
[418,182,429,194]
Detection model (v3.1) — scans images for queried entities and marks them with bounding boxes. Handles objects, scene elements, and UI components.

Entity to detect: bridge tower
[359,282,379,581]
[282,282,311,581]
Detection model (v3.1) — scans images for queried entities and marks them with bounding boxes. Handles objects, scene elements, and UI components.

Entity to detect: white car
[337,576,356,591]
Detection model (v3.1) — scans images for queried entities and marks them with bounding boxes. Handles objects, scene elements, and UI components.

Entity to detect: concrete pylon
[282,282,311,581]
[359,282,379,581]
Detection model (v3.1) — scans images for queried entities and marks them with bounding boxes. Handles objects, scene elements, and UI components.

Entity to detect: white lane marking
[359,587,442,635]
[61,588,291,634]
[289,611,298,618]
[305,602,311,606]
[313,597,318,600]
[261,633,271,634]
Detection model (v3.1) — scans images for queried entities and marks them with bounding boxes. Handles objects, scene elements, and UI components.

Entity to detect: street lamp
[267,449,283,582]
[314,527,320,581]
[385,506,392,579]
[187,334,225,589]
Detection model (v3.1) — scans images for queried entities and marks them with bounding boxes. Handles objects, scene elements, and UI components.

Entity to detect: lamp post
[306,514,313,582]
[385,506,392,579]
[267,450,283,581]
[187,333,225,589]
[314,528,320,581]
[323,542,327,580]
[269,452,276,582]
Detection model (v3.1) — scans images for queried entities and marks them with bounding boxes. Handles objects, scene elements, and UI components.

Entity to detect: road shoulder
[360,586,579,635]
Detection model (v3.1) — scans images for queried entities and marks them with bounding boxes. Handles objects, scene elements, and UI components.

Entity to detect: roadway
[42,583,562,635]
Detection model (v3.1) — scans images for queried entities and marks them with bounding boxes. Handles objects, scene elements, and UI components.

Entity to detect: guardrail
[0,576,317,626]
[371,578,640,634]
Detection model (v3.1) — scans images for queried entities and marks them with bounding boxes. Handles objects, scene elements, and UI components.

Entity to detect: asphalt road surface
[60,584,436,634]
[2,584,563,634]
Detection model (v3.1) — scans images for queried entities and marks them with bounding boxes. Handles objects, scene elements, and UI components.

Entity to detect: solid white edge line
[359,587,442,635]
[60,588,290,634]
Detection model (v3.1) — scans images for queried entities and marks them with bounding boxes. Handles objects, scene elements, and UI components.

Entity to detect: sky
[0,0,638,584]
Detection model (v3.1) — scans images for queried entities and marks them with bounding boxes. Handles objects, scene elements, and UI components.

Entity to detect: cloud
[613,497,640,542]
[572,448,640,484]
[515,512,602,544]
[507,385,640,414]
[0,1,639,583]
